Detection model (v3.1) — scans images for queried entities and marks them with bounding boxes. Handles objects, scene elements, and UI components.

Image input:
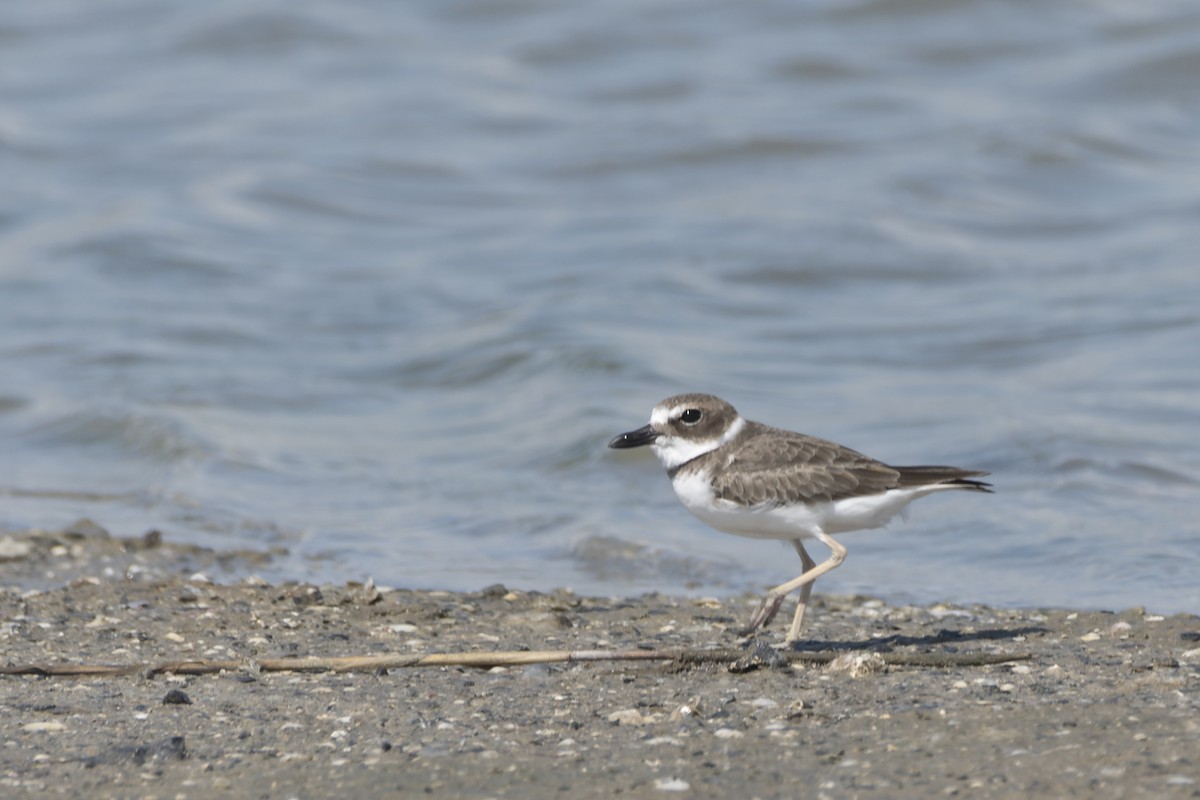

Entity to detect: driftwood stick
[0,647,1029,678]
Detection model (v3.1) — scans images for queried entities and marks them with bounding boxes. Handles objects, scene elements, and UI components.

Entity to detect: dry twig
[0,647,1029,678]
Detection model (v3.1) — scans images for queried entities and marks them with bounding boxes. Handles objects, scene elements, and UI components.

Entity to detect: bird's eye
[680,409,702,425]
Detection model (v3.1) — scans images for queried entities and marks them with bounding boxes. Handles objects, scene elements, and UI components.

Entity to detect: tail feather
[894,465,993,493]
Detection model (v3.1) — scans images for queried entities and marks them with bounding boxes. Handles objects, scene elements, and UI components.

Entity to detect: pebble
[669,704,696,722]
[653,778,690,791]
[929,605,974,619]
[608,709,656,726]
[0,536,33,561]
[827,652,887,677]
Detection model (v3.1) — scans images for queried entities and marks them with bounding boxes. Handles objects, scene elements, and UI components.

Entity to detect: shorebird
[609,393,992,644]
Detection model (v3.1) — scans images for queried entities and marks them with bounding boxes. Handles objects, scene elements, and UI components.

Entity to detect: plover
[608,393,992,644]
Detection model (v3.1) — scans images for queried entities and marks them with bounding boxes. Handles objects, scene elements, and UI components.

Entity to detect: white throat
[650,416,745,470]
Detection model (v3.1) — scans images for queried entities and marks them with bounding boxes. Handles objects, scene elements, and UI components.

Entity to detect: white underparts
[669,470,963,540]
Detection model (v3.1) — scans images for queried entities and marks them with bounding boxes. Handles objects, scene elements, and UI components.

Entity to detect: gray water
[3,1,1198,613]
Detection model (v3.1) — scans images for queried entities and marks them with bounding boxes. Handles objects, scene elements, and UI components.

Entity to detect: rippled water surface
[3,1,1198,612]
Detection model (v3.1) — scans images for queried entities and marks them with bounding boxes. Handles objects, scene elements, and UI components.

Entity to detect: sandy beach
[2,522,1198,798]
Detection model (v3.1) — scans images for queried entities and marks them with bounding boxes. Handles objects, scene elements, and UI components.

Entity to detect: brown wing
[708,423,902,506]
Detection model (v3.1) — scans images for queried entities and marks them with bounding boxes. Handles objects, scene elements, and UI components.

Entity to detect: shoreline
[2,522,1198,798]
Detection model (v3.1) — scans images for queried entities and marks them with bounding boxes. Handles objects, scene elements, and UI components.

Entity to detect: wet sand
[2,522,1198,798]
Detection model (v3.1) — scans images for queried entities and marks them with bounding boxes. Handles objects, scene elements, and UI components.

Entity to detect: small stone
[730,640,790,673]
[22,722,66,733]
[351,578,383,605]
[0,536,32,561]
[827,652,887,678]
[669,704,697,722]
[162,689,192,705]
[608,709,648,726]
[651,736,688,748]
[160,735,187,760]
[653,778,690,792]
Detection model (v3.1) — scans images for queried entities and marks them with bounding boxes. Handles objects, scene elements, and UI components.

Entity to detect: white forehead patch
[649,404,673,428]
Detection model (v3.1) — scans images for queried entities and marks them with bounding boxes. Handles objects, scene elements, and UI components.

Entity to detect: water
[3,0,1198,613]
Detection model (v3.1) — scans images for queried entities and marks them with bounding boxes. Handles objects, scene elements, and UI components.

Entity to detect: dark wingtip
[894,466,994,492]
[949,478,994,493]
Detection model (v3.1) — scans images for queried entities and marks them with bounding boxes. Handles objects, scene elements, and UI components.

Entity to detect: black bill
[607,424,659,449]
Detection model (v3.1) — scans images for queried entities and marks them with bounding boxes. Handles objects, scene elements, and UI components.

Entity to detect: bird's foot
[738,593,786,636]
